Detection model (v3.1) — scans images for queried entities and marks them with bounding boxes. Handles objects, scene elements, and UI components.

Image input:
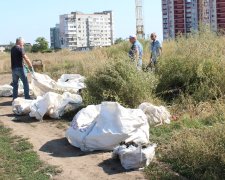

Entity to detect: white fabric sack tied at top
[138,102,171,126]
[66,101,150,152]
[29,92,82,120]
[30,73,86,97]
[0,84,13,97]
[112,144,157,170]
[56,74,86,94]
[12,97,33,115]
[30,72,57,97]
[0,82,23,97]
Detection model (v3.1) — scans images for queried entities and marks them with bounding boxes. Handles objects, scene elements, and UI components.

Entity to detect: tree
[31,37,49,52]
[24,43,32,52]
[114,38,124,44]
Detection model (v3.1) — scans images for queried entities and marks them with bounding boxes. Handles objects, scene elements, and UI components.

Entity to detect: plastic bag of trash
[66,102,149,151]
[0,81,32,97]
[56,74,86,93]
[0,84,13,96]
[112,143,157,170]
[30,72,57,97]
[30,73,86,96]
[139,102,171,126]
[12,97,33,115]
[29,92,82,120]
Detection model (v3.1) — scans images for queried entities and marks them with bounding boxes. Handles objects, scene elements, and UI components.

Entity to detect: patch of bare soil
[0,74,146,180]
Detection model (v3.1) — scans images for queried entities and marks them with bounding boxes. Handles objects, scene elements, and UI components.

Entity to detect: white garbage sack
[30,72,57,97]
[30,73,86,97]
[29,92,82,120]
[12,97,33,115]
[139,102,171,126]
[0,83,24,97]
[56,74,86,93]
[112,144,157,170]
[0,84,13,96]
[66,102,149,152]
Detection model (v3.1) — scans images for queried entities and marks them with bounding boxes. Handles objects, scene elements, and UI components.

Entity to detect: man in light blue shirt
[128,35,143,70]
[147,33,162,71]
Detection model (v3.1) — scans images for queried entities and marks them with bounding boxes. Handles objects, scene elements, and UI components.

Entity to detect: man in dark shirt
[11,37,33,100]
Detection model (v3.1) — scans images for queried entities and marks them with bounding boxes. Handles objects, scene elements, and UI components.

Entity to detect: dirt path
[0,74,146,180]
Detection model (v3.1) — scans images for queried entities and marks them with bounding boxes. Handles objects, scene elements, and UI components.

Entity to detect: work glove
[29,67,35,73]
[24,64,29,74]
[29,67,37,80]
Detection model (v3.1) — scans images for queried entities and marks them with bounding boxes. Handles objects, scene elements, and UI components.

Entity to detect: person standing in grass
[128,35,143,70]
[11,37,34,100]
[147,33,162,71]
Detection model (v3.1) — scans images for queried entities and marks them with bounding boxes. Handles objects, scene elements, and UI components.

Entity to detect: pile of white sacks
[3,72,172,170]
[66,101,171,170]
[10,72,84,120]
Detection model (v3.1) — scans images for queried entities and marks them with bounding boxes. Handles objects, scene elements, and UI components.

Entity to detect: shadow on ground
[40,137,129,175]
[98,158,129,175]
[0,100,12,107]
[39,137,87,157]
[11,115,39,123]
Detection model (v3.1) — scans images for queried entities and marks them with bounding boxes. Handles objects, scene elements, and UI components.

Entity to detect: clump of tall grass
[83,57,158,108]
[156,29,225,102]
[159,124,225,179]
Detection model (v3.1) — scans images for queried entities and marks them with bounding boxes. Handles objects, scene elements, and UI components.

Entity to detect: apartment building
[51,11,114,50]
[50,24,61,49]
[216,0,225,30]
[162,0,225,40]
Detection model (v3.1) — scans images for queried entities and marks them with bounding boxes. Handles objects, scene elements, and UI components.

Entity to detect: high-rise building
[162,0,225,40]
[50,24,61,49]
[216,0,225,30]
[51,11,114,50]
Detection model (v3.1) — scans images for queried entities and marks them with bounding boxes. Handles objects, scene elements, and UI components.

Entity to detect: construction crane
[135,0,145,39]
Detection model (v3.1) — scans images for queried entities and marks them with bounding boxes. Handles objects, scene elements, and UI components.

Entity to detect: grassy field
[1,30,225,179]
[0,124,59,180]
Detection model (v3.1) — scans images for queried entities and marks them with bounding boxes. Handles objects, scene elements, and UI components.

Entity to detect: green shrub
[105,41,130,60]
[156,30,225,102]
[83,57,157,108]
[160,124,225,179]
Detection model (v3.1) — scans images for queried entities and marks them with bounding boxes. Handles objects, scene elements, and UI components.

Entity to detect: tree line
[4,37,51,53]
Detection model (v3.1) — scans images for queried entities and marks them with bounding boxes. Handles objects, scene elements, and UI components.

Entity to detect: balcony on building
[217,13,225,18]
[217,4,225,9]
[175,29,185,33]
[218,19,225,24]
[174,4,184,9]
[175,24,185,28]
[175,19,184,24]
[217,8,225,14]
[174,14,185,19]
[218,24,225,28]
[217,0,225,4]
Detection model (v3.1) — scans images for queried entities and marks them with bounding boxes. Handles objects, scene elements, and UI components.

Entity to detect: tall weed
[161,124,225,179]
[83,57,157,108]
[156,30,225,102]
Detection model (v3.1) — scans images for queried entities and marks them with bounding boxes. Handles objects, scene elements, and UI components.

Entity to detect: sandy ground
[0,74,146,180]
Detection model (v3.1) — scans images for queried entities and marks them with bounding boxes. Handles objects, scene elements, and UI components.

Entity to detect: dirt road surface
[0,74,146,180]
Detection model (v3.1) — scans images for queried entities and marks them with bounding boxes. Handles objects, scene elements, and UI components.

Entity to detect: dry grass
[0,52,10,73]
[0,48,109,77]
[156,30,225,102]
[28,48,109,79]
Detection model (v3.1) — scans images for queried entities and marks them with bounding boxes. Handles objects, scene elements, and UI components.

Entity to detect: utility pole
[135,0,145,39]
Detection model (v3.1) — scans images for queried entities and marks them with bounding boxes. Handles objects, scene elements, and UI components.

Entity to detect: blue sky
[0,1,162,45]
